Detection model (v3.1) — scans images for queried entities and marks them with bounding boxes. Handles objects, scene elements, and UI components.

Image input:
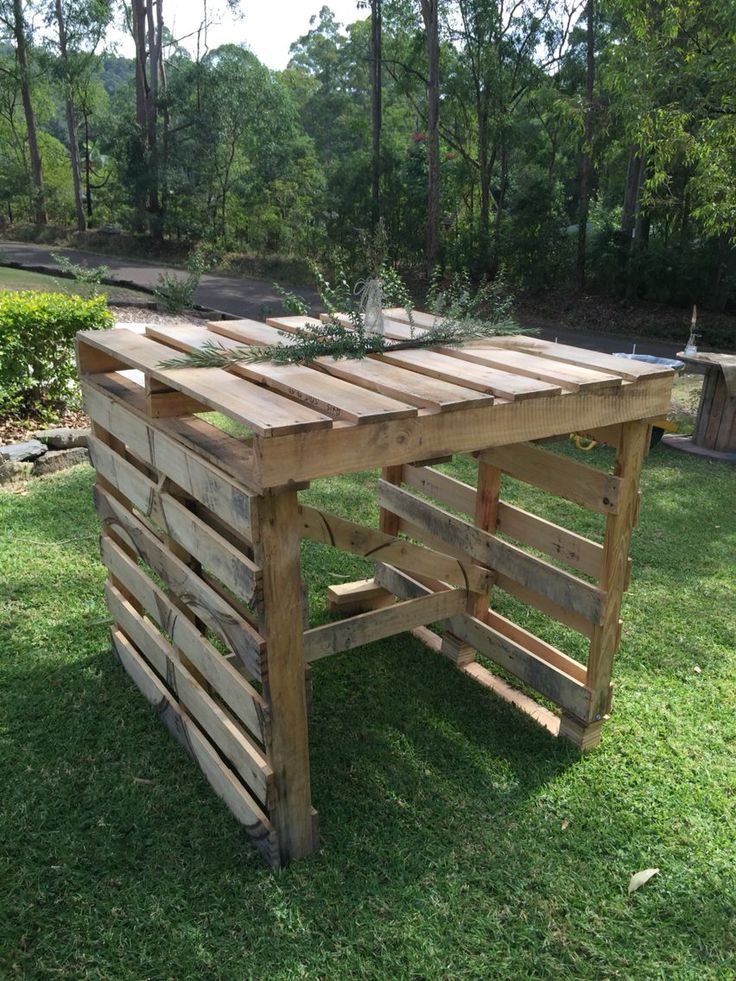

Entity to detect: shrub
[0,291,113,419]
[153,246,210,313]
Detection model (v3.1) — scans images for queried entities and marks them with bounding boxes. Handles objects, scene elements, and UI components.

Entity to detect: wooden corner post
[253,490,316,864]
[561,419,651,750]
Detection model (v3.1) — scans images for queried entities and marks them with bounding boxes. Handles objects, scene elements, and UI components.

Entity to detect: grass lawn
[0,264,150,303]
[0,443,734,979]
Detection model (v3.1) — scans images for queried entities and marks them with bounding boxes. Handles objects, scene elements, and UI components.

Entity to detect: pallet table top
[77,311,675,491]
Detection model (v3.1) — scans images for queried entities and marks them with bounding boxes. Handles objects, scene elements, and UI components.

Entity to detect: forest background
[2,0,736,320]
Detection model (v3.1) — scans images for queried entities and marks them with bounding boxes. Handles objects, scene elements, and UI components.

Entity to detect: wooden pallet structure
[77,307,674,866]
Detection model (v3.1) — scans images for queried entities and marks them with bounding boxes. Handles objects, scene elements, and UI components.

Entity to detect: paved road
[0,238,685,359]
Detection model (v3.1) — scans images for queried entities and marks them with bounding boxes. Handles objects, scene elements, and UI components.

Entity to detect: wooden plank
[441,346,624,392]
[447,613,591,718]
[253,492,315,864]
[378,481,604,625]
[303,588,466,662]
[378,348,562,401]
[378,563,587,683]
[297,503,490,593]
[479,442,621,514]
[89,436,261,602]
[208,318,299,347]
[110,629,278,865]
[101,536,265,739]
[78,329,333,437]
[494,573,595,638]
[586,420,650,721]
[254,375,674,488]
[316,355,495,412]
[147,324,417,425]
[95,486,265,678]
[321,311,422,342]
[403,465,476,514]
[477,334,675,380]
[326,579,394,614]
[82,376,256,535]
[382,307,441,330]
[108,584,271,804]
[496,502,604,580]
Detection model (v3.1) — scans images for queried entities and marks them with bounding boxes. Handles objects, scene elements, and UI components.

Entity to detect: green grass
[0,264,150,303]
[1,446,735,979]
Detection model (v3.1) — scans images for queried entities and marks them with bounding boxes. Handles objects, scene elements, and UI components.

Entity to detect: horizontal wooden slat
[403,464,477,514]
[448,613,591,718]
[378,481,604,624]
[82,375,256,532]
[95,486,265,678]
[441,347,623,392]
[108,584,271,804]
[110,629,278,865]
[147,324,418,425]
[382,307,440,330]
[377,563,587,682]
[89,435,260,602]
[253,375,674,488]
[493,573,595,638]
[207,318,299,347]
[101,536,265,736]
[303,588,465,662]
[297,504,490,593]
[480,442,621,514]
[78,329,333,437]
[480,335,675,380]
[378,348,561,401]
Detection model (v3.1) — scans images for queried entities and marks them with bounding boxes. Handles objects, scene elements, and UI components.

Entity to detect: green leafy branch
[158,313,524,370]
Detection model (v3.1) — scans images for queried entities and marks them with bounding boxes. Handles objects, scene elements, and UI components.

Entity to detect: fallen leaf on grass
[561,819,570,831]
[694,665,702,674]
[628,868,660,894]
[132,776,155,785]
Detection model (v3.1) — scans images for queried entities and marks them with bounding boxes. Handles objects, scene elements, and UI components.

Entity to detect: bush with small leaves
[0,291,113,419]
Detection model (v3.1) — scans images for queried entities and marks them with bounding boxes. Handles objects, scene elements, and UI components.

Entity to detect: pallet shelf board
[78,307,675,867]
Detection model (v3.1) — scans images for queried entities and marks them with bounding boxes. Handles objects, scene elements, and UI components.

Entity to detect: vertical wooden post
[561,420,650,749]
[378,465,404,535]
[253,490,315,864]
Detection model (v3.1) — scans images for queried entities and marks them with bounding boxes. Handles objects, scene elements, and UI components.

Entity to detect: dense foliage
[0,290,112,417]
[1,1,736,315]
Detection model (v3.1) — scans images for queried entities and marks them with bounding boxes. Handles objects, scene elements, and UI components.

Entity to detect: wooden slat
[441,347,624,392]
[403,465,476,514]
[147,324,417,425]
[479,335,675,380]
[448,613,591,718]
[378,481,604,624]
[321,311,421,342]
[82,375,256,534]
[253,374,674,488]
[382,307,441,330]
[95,485,265,678]
[480,442,621,514]
[110,629,278,865]
[89,435,261,602]
[297,503,490,593]
[303,588,465,662]
[78,329,333,437]
[108,584,271,804]
[101,535,265,737]
[208,318,300,347]
[316,355,495,412]
[378,348,562,401]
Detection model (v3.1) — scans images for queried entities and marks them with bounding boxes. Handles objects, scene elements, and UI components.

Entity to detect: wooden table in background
[675,350,736,458]
[77,311,674,866]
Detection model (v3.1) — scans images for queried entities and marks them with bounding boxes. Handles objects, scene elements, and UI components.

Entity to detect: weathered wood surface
[89,435,261,603]
[110,628,279,865]
[253,492,315,865]
[297,503,490,593]
[95,485,266,678]
[378,480,604,624]
[304,588,465,662]
[479,441,621,514]
[101,535,266,738]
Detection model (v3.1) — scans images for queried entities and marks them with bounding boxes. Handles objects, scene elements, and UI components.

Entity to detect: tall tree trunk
[421,0,440,273]
[82,109,93,217]
[12,0,46,224]
[622,149,646,300]
[370,0,381,228]
[54,0,86,231]
[130,0,163,237]
[576,0,595,291]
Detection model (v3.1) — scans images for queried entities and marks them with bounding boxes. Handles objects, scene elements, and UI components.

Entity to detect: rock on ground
[0,439,47,462]
[35,426,91,450]
[32,447,89,476]
[0,460,34,484]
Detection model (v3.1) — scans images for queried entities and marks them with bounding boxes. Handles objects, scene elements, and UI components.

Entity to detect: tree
[1,0,47,222]
[420,0,440,270]
[575,0,595,290]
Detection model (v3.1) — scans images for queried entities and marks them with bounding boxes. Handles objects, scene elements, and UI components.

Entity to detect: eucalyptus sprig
[157,312,524,370]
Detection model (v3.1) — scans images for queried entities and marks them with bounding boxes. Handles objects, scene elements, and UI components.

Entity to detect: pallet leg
[585,419,650,725]
[558,714,604,751]
[253,490,316,864]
